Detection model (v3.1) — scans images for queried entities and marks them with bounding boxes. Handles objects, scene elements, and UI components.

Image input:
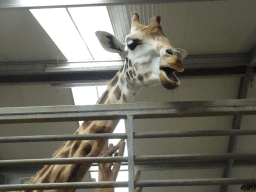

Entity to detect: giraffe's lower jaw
[159,67,180,90]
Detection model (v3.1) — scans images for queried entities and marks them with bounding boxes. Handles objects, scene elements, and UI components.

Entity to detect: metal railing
[0,98,256,191]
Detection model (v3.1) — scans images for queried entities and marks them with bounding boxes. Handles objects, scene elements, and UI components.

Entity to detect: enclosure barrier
[0,99,256,192]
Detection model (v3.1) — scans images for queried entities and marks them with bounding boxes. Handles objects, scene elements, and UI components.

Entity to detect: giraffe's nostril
[166,49,173,55]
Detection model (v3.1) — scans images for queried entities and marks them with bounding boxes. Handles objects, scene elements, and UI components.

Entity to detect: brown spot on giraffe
[110,74,119,87]
[81,143,92,156]
[70,141,81,156]
[126,72,131,81]
[54,167,65,183]
[67,164,82,182]
[90,124,106,133]
[138,74,144,82]
[123,94,127,102]
[128,58,132,67]
[129,70,133,79]
[114,85,121,100]
[97,90,109,104]
[59,149,70,158]
[41,167,53,183]
[133,69,136,77]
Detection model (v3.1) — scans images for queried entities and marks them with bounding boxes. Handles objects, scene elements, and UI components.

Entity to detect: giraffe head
[96,13,187,90]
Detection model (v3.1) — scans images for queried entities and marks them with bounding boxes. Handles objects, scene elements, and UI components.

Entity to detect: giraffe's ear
[176,48,188,59]
[96,31,125,53]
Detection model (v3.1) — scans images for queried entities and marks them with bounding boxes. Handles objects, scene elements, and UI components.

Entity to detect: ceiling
[0,1,256,192]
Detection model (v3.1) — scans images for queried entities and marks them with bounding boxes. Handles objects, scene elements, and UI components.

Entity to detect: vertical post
[125,115,134,192]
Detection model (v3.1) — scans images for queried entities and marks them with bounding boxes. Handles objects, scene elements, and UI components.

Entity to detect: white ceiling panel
[0,10,66,62]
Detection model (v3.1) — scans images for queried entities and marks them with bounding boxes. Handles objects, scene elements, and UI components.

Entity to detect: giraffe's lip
[159,66,180,90]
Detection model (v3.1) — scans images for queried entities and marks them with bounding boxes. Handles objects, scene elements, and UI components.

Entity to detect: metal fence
[0,98,256,191]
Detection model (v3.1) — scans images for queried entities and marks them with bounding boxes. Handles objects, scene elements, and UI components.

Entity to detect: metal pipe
[0,178,255,191]
[0,156,128,167]
[0,181,128,191]
[134,153,256,163]
[126,116,135,192]
[1,129,255,143]
[0,99,256,124]
[135,178,256,187]
[134,129,256,138]
[1,153,256,167]
[0,0,227,10]
[0,133,127,143]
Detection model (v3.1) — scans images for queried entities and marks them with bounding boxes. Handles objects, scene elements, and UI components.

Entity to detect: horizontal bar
[0,99,255,124]
[0,0,226,10]
[0,181,128,191]
[0,178,255,191]
[0,54,253,85]
[134,129,256,138]
[2,159,256,175]
[0,54,249,75]
[1,129,255,143]
[0,133,127,143]
[135,178,256,187]
[135,153,256,163]
[0,156,128,167]
[1,153,255,167]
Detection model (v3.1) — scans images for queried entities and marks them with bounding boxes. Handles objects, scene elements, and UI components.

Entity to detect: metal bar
[1,153,256,167]
[0,133,127,143]
[2,159,256,174]
[135,178,256,188]
[0,181,128,191]
[0,156,128,167]
[134,129,256,138]
[221,66,254,192]
[1,178,255,191]
[134,153,256,163]
[0,54,249,75]
[1,129,256,143]
[0,54,252,85]
[0,0,227,10]
[0,99,256,124]
[126,115,135,192]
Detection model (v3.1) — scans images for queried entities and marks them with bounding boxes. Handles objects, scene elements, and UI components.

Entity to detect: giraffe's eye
[127,39,141,51]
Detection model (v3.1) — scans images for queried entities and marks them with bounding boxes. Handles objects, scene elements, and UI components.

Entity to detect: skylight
[31,6,127,191]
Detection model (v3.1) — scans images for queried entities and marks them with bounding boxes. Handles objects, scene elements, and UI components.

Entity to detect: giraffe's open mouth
[159,67,180,90]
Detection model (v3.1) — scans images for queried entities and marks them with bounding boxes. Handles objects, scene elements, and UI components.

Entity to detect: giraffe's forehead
[126,30,172,48]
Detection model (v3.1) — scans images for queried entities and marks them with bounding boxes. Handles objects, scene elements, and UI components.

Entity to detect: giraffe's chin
[159,69,180,90]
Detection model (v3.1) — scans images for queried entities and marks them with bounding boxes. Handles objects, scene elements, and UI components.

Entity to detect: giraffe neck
[26,59,142,192]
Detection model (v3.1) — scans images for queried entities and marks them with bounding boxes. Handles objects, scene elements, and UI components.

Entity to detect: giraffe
[22,13,187,192]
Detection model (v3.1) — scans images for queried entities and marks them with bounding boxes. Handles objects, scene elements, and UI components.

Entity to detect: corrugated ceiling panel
[0,10,66,62]
[108,0,256,55]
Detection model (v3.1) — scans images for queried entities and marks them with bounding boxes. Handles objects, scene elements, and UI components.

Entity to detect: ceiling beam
[0,0,226,10]
[0,53,253,85]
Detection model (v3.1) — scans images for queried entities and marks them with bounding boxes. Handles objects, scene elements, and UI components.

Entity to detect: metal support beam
[0,99,256,124]
[221,64,255,192]
[0,0,227,10]
[1,153,256,167]
[126,116,135,192]
[1,129,256,143]
[0,54,252,85]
